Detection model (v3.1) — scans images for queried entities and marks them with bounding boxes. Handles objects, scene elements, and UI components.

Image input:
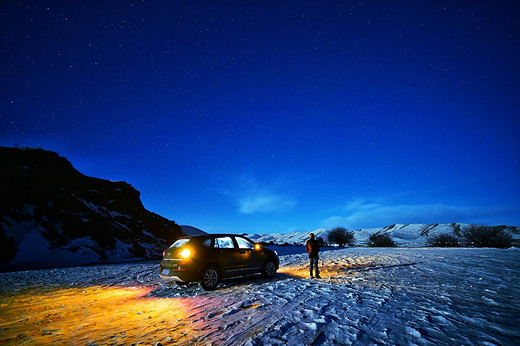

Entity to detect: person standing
[305,233,321,278]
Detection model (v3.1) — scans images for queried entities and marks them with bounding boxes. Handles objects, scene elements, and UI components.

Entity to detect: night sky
[2,1,519,233]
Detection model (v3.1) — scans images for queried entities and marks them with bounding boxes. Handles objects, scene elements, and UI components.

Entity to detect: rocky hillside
[0,147,183,271]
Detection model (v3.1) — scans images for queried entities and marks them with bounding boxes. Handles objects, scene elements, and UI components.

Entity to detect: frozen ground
[1,247,519,345]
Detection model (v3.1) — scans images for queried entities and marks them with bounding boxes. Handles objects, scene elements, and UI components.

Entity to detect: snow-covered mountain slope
[247,223,520,247]
[180,225,207,237]
[0,147,183,271]
[247,228,329,245]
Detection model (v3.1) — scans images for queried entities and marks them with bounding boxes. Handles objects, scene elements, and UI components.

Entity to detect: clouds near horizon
[222,173,297,215]
[323,199,520,229]
[239,193,297,214]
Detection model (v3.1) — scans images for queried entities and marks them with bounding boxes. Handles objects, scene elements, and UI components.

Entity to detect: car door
[235,236,263,274]
[213,236,242,277]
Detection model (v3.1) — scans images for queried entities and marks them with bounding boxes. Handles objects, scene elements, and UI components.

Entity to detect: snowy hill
[180,225,207,237]
[247,223,520,247]
[247,228,330,245]
[0,147,183,271]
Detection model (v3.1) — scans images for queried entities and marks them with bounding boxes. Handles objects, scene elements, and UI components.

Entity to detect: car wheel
[200,266,220,291]
[262,259,277,279]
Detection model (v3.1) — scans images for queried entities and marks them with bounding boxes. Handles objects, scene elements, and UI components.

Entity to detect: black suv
[159,234,279,290]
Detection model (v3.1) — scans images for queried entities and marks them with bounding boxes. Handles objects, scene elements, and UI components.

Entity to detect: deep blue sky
[2,1,519,233]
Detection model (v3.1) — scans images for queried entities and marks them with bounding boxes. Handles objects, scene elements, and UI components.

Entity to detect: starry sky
[2,1,519,233]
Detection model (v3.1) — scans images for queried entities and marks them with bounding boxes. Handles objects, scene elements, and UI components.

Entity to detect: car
[159,234,280,290]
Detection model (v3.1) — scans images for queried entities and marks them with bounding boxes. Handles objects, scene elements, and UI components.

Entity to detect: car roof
[182,233,248,239]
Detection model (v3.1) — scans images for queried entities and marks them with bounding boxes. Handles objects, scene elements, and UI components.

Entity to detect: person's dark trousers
[310,258,319,277]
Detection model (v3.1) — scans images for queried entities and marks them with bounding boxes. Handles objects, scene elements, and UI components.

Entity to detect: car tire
[262,259,277,279]
[200,266,220,291]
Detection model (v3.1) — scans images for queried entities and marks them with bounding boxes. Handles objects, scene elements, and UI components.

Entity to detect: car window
[170,239,190,248]
[236,237,254,249]
[203,238,212,247]
[215,237,235,249]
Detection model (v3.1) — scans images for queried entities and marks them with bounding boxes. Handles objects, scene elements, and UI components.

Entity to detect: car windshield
[170,238,190,248]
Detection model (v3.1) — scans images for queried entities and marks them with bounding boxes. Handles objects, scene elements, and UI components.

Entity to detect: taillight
[179,248,191,259]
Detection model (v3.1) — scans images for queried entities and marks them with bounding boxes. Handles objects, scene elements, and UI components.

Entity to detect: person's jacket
[305,238,320,259]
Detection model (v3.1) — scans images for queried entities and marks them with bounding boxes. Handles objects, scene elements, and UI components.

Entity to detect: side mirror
[254,243,261,251]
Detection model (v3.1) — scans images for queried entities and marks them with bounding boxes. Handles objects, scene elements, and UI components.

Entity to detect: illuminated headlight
[179,248,191,259]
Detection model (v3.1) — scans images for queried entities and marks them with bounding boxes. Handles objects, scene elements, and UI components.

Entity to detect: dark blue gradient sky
[2,1,519,233]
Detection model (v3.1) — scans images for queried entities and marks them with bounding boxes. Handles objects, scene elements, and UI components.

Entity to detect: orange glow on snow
[279,260,382,279]
[0,258,389,344]
[0,286,201,345]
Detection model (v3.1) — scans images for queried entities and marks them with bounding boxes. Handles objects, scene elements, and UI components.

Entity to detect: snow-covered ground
[1,247,518,345]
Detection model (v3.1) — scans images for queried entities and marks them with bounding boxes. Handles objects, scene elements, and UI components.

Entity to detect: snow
[11,229,52,265]
[4,228,149,271]
[247,223,519,247]
[4,222,517,271]
[248,228,329,245]
[10,229,102,268]
[1,247,518,345]
[108,210,131,218]
[69,236,97,247]
[180,225,207,236]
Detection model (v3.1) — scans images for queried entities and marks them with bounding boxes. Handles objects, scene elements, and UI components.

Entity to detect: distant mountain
[247,229,329,245]
[247,223,520,247]
[0,147,183,271]
[180,225,207,237]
